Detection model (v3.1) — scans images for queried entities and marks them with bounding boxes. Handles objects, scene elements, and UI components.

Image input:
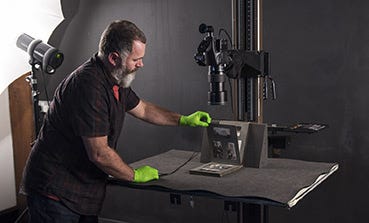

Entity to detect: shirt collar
[93,53,119,88]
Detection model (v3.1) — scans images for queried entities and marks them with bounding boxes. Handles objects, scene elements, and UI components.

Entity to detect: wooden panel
[8,72,35,210]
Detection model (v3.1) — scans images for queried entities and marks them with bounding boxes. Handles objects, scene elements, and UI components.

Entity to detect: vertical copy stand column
[245,0,264,123]
[232,0,268,222]
[244,0,268,222]
[232,0,264,123]
[232,0,245,121]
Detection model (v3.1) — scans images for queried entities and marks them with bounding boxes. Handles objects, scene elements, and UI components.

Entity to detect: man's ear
[108,52,121,67]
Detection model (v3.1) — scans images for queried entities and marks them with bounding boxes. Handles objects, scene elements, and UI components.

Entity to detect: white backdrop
[0,0,63,211]
[0,0,64,94]
[0,89,16,211]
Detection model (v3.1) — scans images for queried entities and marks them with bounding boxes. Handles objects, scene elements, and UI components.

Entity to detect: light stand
[26,64,42,134]
[16,33,64,135]
[14,33,63,223]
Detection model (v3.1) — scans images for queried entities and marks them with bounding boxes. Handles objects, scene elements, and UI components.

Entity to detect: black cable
[40,68,51,107]
[159,152,199,177]
[228,78,234,114]
[218,28,233,48]
[14,207,28,223]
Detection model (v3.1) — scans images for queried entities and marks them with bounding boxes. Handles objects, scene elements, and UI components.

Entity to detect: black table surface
[109,149,338,208]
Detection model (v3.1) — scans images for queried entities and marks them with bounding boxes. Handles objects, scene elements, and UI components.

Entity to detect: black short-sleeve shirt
[21,54,140,215]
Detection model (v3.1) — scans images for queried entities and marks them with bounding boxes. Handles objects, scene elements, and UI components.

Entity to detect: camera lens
[208,66,227,105]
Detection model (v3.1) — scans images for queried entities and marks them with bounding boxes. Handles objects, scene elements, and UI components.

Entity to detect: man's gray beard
[112,68,136,88]
[121,72,136,88]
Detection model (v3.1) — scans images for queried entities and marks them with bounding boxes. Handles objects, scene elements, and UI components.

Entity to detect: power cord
[218,28,233,47]
[40,69,51,107]
[159,152,199,177]
[14,207,28,223]
[228,78,234,114]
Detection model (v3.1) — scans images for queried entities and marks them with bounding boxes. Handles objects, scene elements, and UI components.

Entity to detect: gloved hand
[179,111,212,127]
[133,165,159,183]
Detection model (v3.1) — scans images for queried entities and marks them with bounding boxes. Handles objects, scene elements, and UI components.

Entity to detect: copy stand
[200,120,268,168]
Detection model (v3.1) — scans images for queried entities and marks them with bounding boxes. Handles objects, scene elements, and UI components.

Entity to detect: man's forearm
[129,100,212,127]
[92,146,134,181]
[131,100,181,126]
[146,103,181,126]
[83,136,134,181]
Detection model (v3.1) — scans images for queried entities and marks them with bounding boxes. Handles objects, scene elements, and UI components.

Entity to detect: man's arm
[129,100,212,127]
[82,136,135,181]
[128,100,181,126]
[82,136,159,183]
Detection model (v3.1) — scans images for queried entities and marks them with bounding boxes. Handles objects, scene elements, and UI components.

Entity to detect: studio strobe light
[16,33,63,74]
[16,33,64,134]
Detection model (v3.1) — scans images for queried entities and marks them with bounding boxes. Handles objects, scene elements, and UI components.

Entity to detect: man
[21,20,211,222]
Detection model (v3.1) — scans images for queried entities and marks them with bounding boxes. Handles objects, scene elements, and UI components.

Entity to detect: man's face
[112,40,146,88]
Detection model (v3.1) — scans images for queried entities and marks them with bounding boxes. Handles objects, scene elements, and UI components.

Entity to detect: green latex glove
[179,111,212,127]
[133,165,159,183]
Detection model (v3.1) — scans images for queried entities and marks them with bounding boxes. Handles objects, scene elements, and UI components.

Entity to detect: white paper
[0,89,16,211]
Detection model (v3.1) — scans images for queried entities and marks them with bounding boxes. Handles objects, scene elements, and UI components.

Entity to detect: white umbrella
[0,0,64,94]
[0,0,64,211]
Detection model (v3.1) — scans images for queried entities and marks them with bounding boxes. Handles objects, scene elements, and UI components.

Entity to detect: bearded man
[21,20,211,223]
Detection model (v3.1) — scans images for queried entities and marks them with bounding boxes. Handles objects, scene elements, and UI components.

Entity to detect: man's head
[98,20,146,87]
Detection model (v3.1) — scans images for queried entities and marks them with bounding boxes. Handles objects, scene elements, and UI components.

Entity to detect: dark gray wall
[264,0,369,223]
[44,0,368,222]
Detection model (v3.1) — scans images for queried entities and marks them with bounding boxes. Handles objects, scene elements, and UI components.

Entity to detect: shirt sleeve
[71,76,110,137]
[123,87,140,111]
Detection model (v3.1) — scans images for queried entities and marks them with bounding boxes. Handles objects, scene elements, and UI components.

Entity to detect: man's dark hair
[98,20,146,57]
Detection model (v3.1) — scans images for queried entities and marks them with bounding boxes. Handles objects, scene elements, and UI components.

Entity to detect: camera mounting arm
[221,50,269,79]
[194,24,276,105]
